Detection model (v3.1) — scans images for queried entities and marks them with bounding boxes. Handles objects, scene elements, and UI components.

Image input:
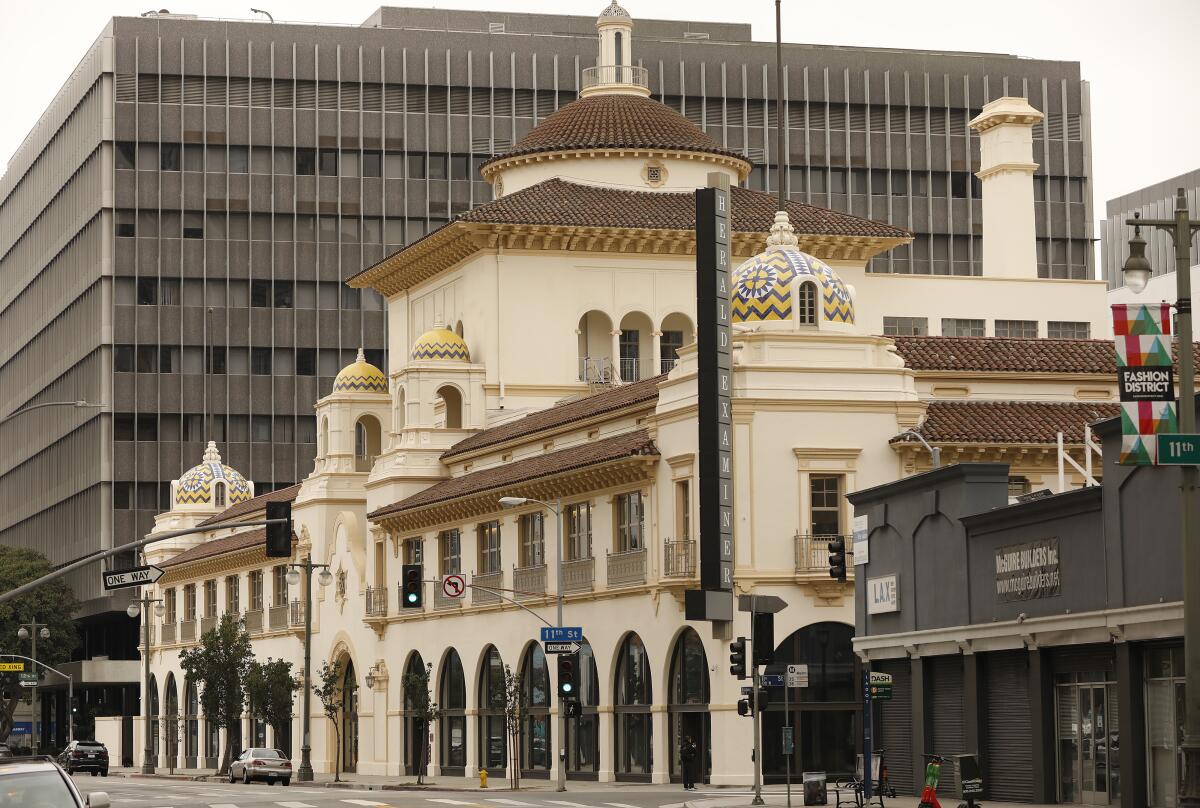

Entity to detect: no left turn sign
[442,574,466,599]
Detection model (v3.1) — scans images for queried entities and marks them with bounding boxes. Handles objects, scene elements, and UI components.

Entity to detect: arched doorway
[436,386,463,429]
[355,415,382,472]
[184,678,199,768]
[478,646,507,776]
[614,632,652,781]
[439,650,466,774]
[403,652,429,776]
[668,629,710,784]
[520,644,551,778]
[339,656,359,773]
[163,674,178,769]
[617,311,654,382]
[658,312,694,374]
[147,675,160,765]
[577,311,614,383]
[566,639,600,779]
[763,622,859,781]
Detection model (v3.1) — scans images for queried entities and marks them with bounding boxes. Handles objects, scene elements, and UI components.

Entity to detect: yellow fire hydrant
[479,769,488,788]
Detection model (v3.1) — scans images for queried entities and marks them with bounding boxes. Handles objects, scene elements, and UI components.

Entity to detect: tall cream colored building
[119,3,1123,788]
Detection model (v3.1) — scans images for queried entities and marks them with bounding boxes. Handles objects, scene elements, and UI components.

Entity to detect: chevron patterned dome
[333,348,388,393]
[174,441,253,508]
[412,327,471,362]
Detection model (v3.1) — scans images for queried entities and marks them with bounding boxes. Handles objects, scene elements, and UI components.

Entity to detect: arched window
[394,388,406,434]
[437,386,463,430]
[614,31,624,65]
[577,310,614,384]
[521,645,551,774]
[615,633,652,780]
[797,281,817,325]
[214,482,226,508]
[148,675,160,762]
[566,639,600,777]
[668,629,710,784]
[403,653,429,777]
[439,650,467,772]
[339,656,359,773]
[477,646,507,774]
[164,675,179,767]
[185,678,199,765]
[319,416,329,458]
[355,415,382,472]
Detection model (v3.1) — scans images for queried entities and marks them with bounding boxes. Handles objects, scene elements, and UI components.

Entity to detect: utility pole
[751,595,764,806]
[287,556,331,782]
[128,578,164,774]
[17,618,48,754]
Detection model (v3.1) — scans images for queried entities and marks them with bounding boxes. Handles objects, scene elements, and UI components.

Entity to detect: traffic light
[828,536,847,582]
[737,696,752,717]
[736,687,770,717]
[402,564,423,609]
[265,500,292,558]
[558,653,578,699]
[753,612,775,666]
[565,700,581,718]
[729,636,748,680]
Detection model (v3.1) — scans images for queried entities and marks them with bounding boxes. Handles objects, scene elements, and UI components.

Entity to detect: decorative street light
[288,556,332,782]
[498,494,567,792]
[16,619,49,755]
[128,595,165,774]
[1123,188,1200,807]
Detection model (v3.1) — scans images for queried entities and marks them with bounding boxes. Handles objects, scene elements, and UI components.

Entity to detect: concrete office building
[1100,169,1200,289]
[0,4,1094,729]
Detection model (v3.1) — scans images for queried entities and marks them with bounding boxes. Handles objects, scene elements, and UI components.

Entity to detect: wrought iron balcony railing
[581,64,649,90]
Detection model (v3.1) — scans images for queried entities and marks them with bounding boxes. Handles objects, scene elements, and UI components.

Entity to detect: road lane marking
[209,803,240,808]
[605,803,642,807]
[276,802,317,808]
[427,801,479,806]
[546,802,592,807]
[341,801,388,807]
[486,800,537,806]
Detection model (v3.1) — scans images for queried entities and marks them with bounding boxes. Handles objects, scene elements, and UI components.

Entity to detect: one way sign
[103,565,164,591]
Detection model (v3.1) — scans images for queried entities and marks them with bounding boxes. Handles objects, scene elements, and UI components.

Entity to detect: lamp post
[0,400,105,425]
[16,620,50,754]
[126,595,165,773]
[499,495,565,792]
[1123,188,1200,807]
[286,557,332,782]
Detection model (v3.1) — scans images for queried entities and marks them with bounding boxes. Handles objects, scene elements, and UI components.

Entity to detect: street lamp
[499,494,567,792]
[16,619,48,755]
[0,400,105,425]
[1123,188,1200,808]
[289,556,331,782]
[128,595,165,774]
[896,428,941,468]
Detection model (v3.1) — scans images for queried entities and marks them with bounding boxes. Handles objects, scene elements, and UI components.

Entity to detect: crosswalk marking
[427,800,478,806]
[340,801,387,807]
[605,803,642,807]
[546,801,592,807]
[209,803,239,808]
[276,802,316,808]
[486,800,537,806]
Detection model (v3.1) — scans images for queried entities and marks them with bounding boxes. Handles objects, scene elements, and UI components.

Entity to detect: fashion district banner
[1113,303,1177,464]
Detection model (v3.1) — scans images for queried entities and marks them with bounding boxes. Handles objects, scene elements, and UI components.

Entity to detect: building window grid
[440,529,462,576]
[615,492,645,552]
[477,521,502,575]
[882,316,929,337]
[1048,321,1091,339]
[995,319,1039,338]
[404,537,423,565]
[204,580,217,618]
[942,318,986,338]
[566,502,593,561]
[164,589,176,623]
[183,584,196,621]
[809,474,843,536]
[249,570,264,612]
[272,565,289,607]
[519,512,545,568]
[225,575,240,615]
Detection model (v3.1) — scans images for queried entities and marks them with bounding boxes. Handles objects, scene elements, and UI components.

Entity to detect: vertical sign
[696,179,733,596]
[1112,303,1177,464]
[861,668,873,799]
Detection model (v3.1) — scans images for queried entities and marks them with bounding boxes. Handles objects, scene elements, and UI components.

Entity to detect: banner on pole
[1113,303,1177,465]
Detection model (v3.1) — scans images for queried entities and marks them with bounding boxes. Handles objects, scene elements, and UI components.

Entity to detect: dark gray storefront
[849,415,1185,807]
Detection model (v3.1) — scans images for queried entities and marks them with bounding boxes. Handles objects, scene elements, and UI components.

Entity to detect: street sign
[869,671,893,700]
[18,672,36,688]
[737,594,788,614]
[1158,434,1200,465]
[787,664,809,688]
[0,662,25,672]
[761,674,784,687]
[540,626,582,643]
[441,574,466,599]
[102,565,164,591]
[544,642,580,655]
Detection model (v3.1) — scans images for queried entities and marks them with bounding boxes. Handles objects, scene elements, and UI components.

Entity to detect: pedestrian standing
[680,735,697,790]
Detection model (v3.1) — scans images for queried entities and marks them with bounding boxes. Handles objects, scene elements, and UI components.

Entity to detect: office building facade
[1100,169,1200,289]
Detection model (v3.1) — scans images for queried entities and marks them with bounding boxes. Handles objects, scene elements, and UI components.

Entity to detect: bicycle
[833,749,894,808]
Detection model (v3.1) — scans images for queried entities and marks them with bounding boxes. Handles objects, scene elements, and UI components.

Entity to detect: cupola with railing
[581,1,650,98]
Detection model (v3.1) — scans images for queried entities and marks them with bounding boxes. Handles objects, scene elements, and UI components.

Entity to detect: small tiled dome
[598,0,631,19]
[412,327,471,362]
[175,442,253,508]
[333,349,388,393]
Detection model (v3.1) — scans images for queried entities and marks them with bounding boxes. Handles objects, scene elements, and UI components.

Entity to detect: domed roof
[412,327,471,362]
[732,212,855,325]
[480,94,749,173]
[175,442,253,507]
[333,348,388,393]
[598,0,631,19]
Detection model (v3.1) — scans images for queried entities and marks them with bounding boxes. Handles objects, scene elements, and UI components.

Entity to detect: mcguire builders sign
[995,538,1061,602]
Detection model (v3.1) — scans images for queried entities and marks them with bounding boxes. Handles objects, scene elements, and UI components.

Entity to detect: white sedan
[228,748,292,786]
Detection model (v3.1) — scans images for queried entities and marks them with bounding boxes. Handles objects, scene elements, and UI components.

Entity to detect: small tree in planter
[402,663,439,785]
[502,665,525,790]
[246,658,300,754]
[313,661,344,782]
[178,614,253,775]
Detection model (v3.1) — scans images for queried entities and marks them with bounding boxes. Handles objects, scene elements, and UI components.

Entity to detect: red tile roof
[442,375,664,460]
[893,400,1120,445]
[890,335,1200,375]
[459,179,911,240]
[482,94,748,168]
[371,429,658,519]
[159,527,279,569]
[198,483,302,527]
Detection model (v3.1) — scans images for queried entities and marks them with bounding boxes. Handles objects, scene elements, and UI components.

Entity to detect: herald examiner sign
[995,538,1061,602]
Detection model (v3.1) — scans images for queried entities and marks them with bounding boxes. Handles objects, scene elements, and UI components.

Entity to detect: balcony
[619,357,640,382]
[289,600,306,627]
[200,615,217,636]
[513,565,546,600]
[581,64,649,91]
[795,533,853,576]
[660,357,678,375]
[607,547,647,587]
[244,609,263,634]
[434,585,462,610]
[561,557,595,593]
[160,621,176,645]
[365,586,388,618]
[662,538,696,579]
[268,604,289,631]
[472,571,504,606]
[578,357,613,384]
[180,620,196,642]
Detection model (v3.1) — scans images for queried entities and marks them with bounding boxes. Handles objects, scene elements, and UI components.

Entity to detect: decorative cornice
[975,161,1039,181]
[478,147,752,183]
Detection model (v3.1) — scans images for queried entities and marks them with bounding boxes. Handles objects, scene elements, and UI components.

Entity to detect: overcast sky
[2,0,1197,228]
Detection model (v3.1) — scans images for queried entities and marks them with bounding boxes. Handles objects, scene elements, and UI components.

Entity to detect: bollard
[480,768,488,788]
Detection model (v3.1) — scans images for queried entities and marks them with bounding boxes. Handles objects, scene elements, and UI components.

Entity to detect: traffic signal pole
[751,595,764,806]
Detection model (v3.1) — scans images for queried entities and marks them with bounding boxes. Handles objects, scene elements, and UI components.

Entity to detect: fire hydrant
[479,769,488,788]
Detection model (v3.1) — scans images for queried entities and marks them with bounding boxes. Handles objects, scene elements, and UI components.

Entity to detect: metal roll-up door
[928,656,965,797]
[985,651,1033,802]
[876,660,914,795]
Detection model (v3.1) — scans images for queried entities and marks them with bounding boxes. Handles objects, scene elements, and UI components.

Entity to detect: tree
[179,614,252,774]
[0,547,80,743]
[313,661,345,782]
[401,663,438,785]
[502,665,525,790]
[246,658,299,754]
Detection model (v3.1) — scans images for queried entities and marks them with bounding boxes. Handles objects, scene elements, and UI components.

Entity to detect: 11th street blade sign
[103,565,164,591]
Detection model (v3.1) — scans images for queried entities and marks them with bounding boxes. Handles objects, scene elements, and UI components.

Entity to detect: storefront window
[477,646,507,773]
[1146,646,1184,807]
[615,633,652,779]
[567,640,600,777]
[404,652,429,777]
[521,645,551,774]
[668,629,710,784]
[440,650,467,772]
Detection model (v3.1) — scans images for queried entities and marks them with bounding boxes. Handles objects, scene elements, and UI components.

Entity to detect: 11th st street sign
[102,565,164,591]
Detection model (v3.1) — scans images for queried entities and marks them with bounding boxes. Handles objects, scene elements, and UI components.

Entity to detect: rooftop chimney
[969,97,1044,278]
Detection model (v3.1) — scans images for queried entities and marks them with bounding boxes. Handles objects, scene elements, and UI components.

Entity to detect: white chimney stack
[969,97,1044,278]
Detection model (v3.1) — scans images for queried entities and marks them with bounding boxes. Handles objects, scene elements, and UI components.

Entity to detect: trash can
[802,771,827,806]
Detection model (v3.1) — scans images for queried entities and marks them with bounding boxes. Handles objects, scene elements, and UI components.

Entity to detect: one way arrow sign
[103,565,164,591]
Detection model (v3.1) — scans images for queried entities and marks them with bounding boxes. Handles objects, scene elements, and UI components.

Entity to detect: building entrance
[1147,646,1186,807]
[1056,680,1119,804]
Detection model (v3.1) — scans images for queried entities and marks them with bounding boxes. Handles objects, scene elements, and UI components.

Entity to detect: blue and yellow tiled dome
[731,211,855,326]
[333,349,388,393]
[411,327,471,362]
[174,442,253,508]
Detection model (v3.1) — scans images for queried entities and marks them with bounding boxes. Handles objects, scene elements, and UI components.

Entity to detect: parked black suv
[57,741,109,776]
